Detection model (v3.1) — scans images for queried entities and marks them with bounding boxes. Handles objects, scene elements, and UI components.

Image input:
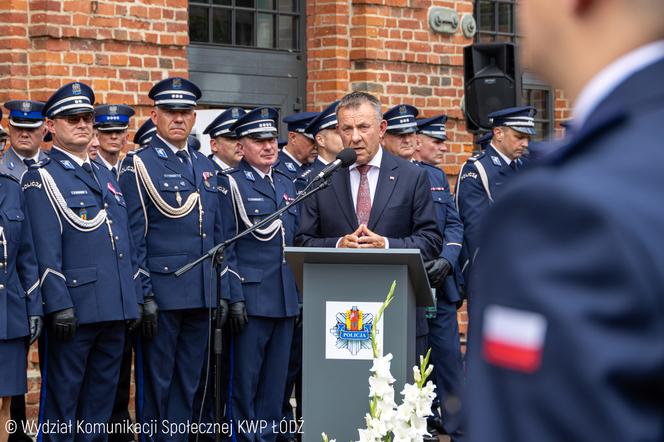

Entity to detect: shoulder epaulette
[273,167,291,178]
[220,167,237,176]
[0,171,20,183]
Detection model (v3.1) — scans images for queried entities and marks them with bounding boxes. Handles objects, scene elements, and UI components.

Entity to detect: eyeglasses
[56,114,94,125]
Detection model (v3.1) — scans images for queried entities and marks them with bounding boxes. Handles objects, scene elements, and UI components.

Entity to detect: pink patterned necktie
[355,164,372,225]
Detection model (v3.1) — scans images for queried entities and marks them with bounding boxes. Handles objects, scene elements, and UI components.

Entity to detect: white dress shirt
[348,146,383,209]
[96,153,119,171]
[336,147,389,248]
[573,40,664,129]
[12,148,40,164]
[212,155,232,171]
[52,145,90,168]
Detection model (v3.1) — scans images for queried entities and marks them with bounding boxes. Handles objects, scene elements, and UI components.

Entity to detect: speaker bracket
[428,7,459,35]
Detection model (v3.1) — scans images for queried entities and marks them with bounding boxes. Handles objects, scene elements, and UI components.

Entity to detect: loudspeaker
[463,43,521,132]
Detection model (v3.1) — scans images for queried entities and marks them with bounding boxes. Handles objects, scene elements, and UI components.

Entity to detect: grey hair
[336,91,383,123]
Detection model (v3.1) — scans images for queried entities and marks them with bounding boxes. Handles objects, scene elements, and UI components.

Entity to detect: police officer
[0,100,49,180]
[382,104,420,160]
[0,170,42,442]
[203,107,246,171]
[306,101,343,176]
[455,106,536,280]
[274,112,318,192]
[119,77,239,441]
[414,115,465,442]
[222,107,300,442]
[90,104,138,442]
[94,104,135,180]
[133,118,157,149]
[22,82,143,441]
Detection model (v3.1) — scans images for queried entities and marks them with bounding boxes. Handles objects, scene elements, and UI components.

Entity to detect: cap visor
[512,127,536,135]
[387,127,417,135]
[247,131,278,140]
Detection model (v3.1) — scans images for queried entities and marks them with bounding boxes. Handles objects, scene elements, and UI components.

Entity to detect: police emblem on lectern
[325,301,383,360]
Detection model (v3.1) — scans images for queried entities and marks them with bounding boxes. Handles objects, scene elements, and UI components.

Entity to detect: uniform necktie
[23,158,36,167]
[356,164,372,226]
[176,149,194,180]
[510,161,518,171]
[81,162,101,188]
[264,174,274,189]
[111,166,118,179]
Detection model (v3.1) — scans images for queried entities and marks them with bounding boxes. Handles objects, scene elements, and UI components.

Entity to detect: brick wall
[307,0,476,181]
[0,0,190,147]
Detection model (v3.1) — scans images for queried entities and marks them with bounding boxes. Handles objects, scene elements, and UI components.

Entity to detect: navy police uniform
[23,82,142,441]
[204,106,246,172]
[415,115,465,441]
[222,108,300,442]
[94,104,138,442]
[0,100,49,180]
[455,106,535,281]
[94,104,135,181]
[467,51,664,442]
[119,78,240,441]
[2,100,49,442]
[0,172,42,396]
[274,112,318,194]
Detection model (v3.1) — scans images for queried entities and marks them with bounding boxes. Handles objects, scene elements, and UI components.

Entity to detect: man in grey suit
[0,100,49,179]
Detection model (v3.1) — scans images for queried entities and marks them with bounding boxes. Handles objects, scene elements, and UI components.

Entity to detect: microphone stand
[175,176,332,442]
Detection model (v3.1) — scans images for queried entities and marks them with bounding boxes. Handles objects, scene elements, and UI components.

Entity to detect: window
[475,0,554,140]
[189,0,300,50]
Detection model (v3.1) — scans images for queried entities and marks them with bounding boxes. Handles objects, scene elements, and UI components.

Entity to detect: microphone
[313,148,357,181]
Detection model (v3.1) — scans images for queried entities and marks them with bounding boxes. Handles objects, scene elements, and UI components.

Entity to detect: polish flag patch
[482,305,547,373]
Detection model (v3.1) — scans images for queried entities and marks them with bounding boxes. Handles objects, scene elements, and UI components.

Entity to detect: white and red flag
[482,304,548,373]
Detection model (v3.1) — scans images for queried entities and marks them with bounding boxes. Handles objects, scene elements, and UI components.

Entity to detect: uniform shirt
[211,155,232,171]
[96,153,120,171]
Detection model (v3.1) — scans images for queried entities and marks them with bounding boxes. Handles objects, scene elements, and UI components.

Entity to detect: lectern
[284,247,433,442]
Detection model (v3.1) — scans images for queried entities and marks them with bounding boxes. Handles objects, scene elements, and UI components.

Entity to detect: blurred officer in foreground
[455,106,535,280]
[222,107,300,442]
[204,107,246,171]
[467,1,664,441]
[307,101,343,176]
[0,163,42,442]
[94,105,134,180]
[413,115,465,442]
[119,77,239,441]
[23,82,142,441]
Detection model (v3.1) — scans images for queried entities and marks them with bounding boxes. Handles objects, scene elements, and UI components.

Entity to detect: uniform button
[119,253,124,259]
[72,280,77,285]
[104,203,109,208]
[0,284,4,289]
[115,236,120,241]
[202,233,207,238]
[80,202,85,206]
[0,263,4,268]
[164,266,169,271]
[254,209,259,213]
[164,183,169,187]
[180,181,185,186]
[174,186,179,190]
